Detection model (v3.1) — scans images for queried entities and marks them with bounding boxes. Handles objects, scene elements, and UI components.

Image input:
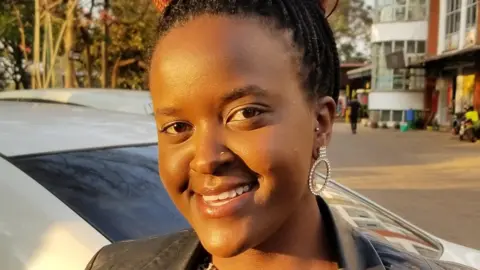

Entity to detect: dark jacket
[85,197,475,270]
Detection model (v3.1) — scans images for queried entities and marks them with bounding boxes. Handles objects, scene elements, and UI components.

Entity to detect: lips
[193,177,258,219]
[202,183,252,201]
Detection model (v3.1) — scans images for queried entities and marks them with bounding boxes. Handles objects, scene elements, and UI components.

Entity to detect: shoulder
[85,230,201,270]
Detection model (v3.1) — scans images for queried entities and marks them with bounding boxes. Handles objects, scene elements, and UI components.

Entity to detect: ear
[312,96,336,158]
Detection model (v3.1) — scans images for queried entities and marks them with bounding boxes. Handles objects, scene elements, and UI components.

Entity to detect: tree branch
[118,58,137,67]
[112,1,151,25]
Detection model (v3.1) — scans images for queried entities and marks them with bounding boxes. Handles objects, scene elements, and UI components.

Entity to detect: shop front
[410,46,480,128]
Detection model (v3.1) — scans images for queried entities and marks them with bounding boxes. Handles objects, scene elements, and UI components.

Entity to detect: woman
[86,1,474,269]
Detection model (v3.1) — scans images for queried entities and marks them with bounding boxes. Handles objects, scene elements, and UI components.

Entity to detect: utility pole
[33,0,41,88]
[64,0,76,88]
[101,0,110,88]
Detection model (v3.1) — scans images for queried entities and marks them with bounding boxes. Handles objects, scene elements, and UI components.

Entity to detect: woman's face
[150,15,334,257]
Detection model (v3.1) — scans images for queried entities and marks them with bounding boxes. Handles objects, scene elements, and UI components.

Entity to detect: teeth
[219,192,229,200]
[202,184,252,202]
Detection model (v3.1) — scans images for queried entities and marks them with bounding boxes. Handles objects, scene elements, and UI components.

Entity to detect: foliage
[104,0,159,89]
[0,0,34,90]
[328,0,372,62]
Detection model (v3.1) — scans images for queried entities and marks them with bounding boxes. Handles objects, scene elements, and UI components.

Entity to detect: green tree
[75,0,158,89]
[328,0,372,62]
[0,0,34,89]
[109,0,159,89]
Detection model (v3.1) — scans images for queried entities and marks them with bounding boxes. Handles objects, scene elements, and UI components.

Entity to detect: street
[329,123,480,250]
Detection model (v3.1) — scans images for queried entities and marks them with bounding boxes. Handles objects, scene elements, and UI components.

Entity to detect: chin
[198,227,252,258]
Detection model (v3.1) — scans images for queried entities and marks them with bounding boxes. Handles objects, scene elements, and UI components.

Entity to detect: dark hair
[153,0,340,102]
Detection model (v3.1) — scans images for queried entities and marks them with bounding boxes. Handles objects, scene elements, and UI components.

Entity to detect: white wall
[371,21,428,42]
[369,91,425,110]
[437,0,447,54]
[437,0,471,54]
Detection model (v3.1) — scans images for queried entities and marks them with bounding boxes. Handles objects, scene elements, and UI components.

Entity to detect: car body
[1,101,479,270]
[0,88,154,115]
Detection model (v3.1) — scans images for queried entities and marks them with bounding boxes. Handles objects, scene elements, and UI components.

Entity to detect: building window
[445,0,461,51]
[407,41,416,53]
[381,110,391,122]
[394,41,404,52]
[393,69,405,90]
[374,0,427,23]
[416,41,425,53]
[407,0,427,20]
[392,110,404,122]
[372,39,426,91]
[408,69,425,90]
[465,0,477,47]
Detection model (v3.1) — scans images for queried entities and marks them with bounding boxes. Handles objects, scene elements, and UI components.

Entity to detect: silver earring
[308,146,331,196]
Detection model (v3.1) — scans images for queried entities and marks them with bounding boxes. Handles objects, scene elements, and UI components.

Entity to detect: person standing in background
[348,98,361,134]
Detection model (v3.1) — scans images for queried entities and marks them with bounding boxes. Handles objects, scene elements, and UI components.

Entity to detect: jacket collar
[316,197,385,270]
[156,196,385,270]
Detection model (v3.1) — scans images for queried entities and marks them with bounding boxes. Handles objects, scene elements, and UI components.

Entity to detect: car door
[321,180,443,259]
[0,157,109,270]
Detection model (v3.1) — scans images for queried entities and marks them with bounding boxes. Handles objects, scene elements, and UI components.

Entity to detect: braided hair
[152,0,340,103]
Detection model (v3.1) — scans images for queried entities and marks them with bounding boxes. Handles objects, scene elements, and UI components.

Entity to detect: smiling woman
[84,1,475,270]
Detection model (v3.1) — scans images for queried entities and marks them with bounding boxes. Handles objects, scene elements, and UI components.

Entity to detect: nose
[189,128,233,175]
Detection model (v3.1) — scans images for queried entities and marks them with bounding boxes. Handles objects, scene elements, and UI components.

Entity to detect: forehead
[151,15,294,75]
[149,15,301,108]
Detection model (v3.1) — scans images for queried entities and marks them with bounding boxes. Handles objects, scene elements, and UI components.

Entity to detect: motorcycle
[459,119,480,143]
[452,112,465,135]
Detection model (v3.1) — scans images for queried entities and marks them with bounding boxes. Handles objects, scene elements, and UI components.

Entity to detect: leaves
[105,0,159,89]
[0,0,34,89]
[328,0,372,62]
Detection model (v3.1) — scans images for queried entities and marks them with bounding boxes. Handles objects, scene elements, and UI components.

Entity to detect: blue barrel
[406,109,415,122]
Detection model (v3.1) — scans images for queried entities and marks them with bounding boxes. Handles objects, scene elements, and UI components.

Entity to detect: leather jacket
[85,197,475,270]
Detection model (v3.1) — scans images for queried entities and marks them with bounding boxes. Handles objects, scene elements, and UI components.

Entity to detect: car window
[322,183,442,259]
[11,144,189,242]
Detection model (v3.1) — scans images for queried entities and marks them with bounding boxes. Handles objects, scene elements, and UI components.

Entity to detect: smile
[195,182,258,218]
[202,184,254,206]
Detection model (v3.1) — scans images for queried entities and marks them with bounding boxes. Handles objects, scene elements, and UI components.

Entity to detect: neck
[212,195,336,270]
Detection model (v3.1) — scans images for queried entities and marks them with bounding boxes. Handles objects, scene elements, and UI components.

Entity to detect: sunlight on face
[149,15,323,257]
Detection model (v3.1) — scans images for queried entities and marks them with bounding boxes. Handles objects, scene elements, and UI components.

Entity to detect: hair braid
[154,0,340,102]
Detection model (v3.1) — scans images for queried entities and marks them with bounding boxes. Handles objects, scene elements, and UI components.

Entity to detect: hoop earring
[308,146,331,196]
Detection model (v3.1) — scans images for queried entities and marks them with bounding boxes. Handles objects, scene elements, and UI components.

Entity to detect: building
[368,0,429,126]
[337,63,366,117]
[346,64,372,106]
[410,0,480,127]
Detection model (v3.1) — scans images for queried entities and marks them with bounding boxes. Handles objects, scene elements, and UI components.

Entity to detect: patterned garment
[197,256,217,270]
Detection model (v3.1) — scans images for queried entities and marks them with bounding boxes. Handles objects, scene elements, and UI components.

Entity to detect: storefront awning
[407,45,480,69]
[346,64,372,79]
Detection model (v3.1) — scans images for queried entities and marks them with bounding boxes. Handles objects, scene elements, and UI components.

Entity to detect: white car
[1,100,479,270]
[0,88,154,115]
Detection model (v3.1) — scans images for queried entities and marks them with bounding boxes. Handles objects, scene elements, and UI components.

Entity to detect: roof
[0,88,154,115]
[340,63,366,68]
[408,45,480,68]
[346,64,372,79]
[0,101,158,157]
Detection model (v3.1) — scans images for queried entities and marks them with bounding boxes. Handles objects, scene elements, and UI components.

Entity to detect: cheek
[157,145,192,213]
[232,124,313,198]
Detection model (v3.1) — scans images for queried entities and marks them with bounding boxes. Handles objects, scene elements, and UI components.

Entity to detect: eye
[161,122,192,135]
[228,107,263,122]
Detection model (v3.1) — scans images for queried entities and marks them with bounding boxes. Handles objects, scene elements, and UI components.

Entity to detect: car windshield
[11,144,190,242]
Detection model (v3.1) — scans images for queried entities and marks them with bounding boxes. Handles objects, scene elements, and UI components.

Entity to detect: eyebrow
[155,107,181,116]
[155,85,268,116]
[219,85,269,109]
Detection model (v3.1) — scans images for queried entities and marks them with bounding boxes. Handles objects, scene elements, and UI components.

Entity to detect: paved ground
[328,123,480,250]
